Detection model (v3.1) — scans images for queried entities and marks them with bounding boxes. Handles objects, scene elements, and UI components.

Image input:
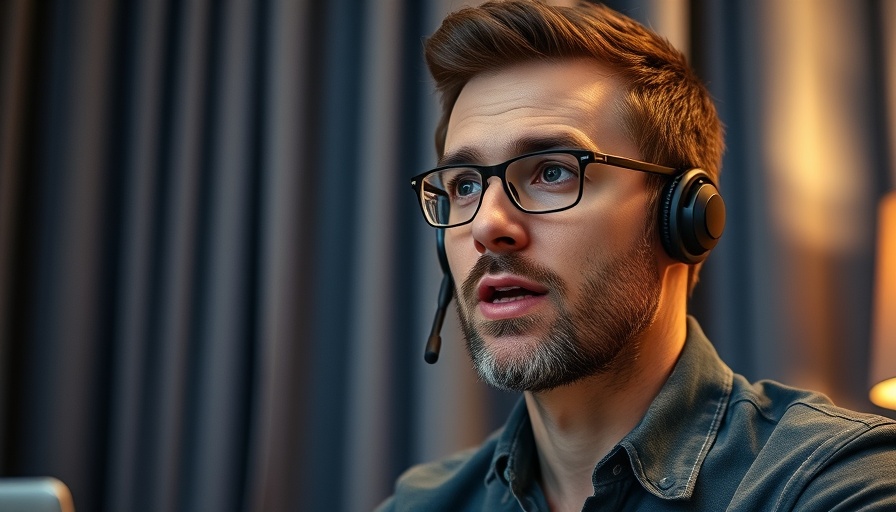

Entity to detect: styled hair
[424,0,724,293]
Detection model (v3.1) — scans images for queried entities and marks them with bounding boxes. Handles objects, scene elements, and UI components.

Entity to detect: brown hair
[424,0,724,293]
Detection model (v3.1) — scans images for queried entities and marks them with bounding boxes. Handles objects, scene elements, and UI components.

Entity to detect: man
[379,1,896,510]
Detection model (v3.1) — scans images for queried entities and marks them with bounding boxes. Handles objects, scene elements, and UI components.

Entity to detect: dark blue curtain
[1,1,893,511]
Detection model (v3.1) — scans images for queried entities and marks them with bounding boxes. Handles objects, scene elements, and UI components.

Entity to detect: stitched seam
[770,424,867,512]
[796,401,895,428]
[682,365,733,496]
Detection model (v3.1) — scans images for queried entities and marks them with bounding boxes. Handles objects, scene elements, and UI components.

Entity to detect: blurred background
[1,0,895,510]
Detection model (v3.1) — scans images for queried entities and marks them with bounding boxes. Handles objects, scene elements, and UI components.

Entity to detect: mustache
[460,253,565,304]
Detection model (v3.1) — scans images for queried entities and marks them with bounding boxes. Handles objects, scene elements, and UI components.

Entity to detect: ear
[658,169,725,264]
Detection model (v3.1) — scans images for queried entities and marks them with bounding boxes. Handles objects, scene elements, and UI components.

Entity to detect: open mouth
[486,286,544,303]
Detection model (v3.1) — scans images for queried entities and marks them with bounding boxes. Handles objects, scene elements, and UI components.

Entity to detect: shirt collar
[615,316,733,499]
[485,316,733,501]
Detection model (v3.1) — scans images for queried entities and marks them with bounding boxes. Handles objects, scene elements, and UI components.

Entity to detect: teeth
[488,285,542,304]
[492,295,529,304]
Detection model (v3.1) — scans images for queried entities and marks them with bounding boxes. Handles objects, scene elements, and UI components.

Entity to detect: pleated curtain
[1,1,894,510]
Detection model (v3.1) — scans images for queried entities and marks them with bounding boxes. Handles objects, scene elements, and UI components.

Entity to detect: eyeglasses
[409,148,678,228]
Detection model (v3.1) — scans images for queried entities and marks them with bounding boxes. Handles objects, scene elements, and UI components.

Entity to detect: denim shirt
[377,317,896,511]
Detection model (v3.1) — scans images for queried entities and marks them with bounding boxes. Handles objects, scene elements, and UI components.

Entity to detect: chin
[482,334,543,363]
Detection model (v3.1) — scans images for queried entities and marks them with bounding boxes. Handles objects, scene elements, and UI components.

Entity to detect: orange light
[869,192,896,409]
[870,378,896,409]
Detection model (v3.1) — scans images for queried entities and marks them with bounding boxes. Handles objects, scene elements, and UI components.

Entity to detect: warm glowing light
[870,378,896,410]
[764,1,871,253]
[869,192,896,410]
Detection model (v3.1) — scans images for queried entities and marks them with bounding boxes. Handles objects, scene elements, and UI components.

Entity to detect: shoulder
[396,441,494,493]
[376,433,502,512]
[725,376,896,510]
[729,376,886,422]
[728,376,896,443]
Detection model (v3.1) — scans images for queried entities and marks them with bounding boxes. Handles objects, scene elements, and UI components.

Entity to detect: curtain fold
[1,1,893,511]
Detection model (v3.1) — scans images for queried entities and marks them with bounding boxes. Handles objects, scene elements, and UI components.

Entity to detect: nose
[470,177,530,255]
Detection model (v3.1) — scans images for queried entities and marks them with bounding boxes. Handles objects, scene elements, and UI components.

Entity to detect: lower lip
[478,294,548,320]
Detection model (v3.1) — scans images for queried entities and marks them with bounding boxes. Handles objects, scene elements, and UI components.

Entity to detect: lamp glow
[869,192,896,410]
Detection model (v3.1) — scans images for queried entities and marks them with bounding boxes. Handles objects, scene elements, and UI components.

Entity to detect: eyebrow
[438,134,594,167]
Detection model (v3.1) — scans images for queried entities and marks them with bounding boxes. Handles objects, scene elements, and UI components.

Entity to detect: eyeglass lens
[420,151,582,227]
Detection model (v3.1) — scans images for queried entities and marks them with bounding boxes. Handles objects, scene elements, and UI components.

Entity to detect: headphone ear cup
[659,173,685,261]
[659,169,726,264]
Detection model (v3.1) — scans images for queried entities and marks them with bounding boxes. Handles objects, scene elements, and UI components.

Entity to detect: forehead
[444,58,631,163]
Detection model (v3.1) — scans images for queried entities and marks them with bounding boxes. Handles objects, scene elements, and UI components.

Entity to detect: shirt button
[658,477,673,490]
[612,464,622,476]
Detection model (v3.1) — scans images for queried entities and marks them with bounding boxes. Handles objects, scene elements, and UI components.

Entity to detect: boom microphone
[424,229,454,364]
[424,273,454,363]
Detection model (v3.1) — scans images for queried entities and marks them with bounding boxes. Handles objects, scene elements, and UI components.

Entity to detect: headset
[422,168,725,363]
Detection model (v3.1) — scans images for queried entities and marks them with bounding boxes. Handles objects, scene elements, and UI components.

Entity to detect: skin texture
[443,58,691,512]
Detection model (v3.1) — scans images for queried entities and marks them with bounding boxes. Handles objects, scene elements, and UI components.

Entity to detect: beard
[455,230,661,393]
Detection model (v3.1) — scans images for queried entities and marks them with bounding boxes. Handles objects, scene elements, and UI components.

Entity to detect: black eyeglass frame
[409,148,679,228]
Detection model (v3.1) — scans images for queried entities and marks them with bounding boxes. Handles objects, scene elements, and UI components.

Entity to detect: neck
[526,267,688,512]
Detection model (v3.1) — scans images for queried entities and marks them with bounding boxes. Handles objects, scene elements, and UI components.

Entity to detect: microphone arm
[424,272,454,363]
[424,229,454,364]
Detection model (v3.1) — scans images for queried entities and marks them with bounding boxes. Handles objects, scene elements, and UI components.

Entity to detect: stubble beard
[456,232,662,393]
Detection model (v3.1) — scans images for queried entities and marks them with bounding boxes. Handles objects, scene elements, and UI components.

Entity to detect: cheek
[444,229,474,278]
[537,192,649,264]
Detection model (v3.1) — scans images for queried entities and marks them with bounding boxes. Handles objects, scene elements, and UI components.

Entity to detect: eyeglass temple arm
[602,154,678,176]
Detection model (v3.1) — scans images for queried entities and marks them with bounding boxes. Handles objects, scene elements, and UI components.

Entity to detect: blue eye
[456,179,481,197]
[541,165,567,183]
[536,163,576,185]
[446,172,482,207]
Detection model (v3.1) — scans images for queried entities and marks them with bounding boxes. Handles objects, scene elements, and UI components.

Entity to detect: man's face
[442,58,662,392]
